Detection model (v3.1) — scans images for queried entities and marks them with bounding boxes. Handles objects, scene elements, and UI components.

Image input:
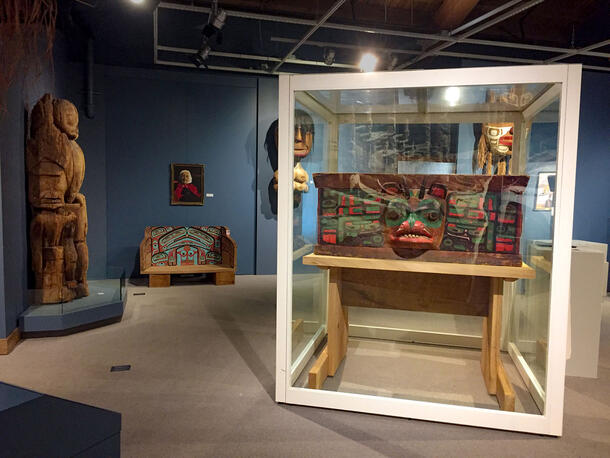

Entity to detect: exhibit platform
[20,272,126,336]
[0,382,121,457]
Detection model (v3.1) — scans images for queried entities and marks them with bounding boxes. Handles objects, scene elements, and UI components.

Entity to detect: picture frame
[170,163,204,206]
[533,171,555,211]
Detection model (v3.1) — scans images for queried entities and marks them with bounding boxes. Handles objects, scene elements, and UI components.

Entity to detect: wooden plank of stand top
[303,254,535,280]
[530,255,553,274]
[496,357,516,412]
[142,264,235,275]
[308,345,329,390]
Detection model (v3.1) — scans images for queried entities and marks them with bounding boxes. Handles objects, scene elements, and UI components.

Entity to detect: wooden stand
[303,254,535,412]
[140,227,237,287]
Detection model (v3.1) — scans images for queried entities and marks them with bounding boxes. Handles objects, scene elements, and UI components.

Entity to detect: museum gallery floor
[0,276,608,456]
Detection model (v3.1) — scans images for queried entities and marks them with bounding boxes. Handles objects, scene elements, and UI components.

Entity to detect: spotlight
[130,0,144,4]
[444,86,461,107]
[191,43,211,68]
[323,48,336,66]
[202,5,227,38]
[359,52,378,72]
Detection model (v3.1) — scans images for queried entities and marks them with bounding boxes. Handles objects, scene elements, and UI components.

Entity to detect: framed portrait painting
[170,163,204,205]
[533,171,555,211]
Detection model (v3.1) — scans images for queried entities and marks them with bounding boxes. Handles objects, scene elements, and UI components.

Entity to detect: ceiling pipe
[157,2,610,59]
[396,0,545,69]
[271,0,347,73]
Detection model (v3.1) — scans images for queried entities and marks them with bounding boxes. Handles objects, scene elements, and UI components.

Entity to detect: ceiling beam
[157,45,358,69]
[157,2,610,59]
[434,0,480,30]
[545,38,610,63]
[271,0,346,73]
[396,0,545,70]
[270,36,544,65]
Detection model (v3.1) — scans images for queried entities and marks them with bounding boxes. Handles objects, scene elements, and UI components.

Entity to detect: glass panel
[289,83,560,415]
[290,102,328,378]
[507,96,560,412]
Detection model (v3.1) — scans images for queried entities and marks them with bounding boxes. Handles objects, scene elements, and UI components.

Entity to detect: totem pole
[27,94,89,303]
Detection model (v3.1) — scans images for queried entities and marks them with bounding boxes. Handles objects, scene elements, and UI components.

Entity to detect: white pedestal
[566,241,608,378]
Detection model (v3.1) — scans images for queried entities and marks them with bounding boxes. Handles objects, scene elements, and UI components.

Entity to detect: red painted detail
[448,223,456,227]
[468,210,485,219]
[449,212,464,217]
[338,208,344,216]
[489,212,496,221]
[498,218,515,224]
[349,206,363,215]
[322,233,337,244]
[496,243,514,252]
[488,198,493,210]
[429,184,447,199]
[322,212,336,217]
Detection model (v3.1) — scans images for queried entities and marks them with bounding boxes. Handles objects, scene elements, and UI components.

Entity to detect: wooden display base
[0,328,21,355]
[303,254,534,411]
[145,265,236,287]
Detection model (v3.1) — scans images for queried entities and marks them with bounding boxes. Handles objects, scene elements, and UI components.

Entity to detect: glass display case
[275,65,582,435]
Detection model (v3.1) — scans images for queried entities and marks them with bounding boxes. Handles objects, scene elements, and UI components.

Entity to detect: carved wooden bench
[140,226,236,287]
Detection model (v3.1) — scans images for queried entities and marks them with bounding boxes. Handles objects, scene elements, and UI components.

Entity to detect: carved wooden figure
[27,94,89,304]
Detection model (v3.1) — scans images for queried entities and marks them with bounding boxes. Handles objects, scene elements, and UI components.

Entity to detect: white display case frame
[275,64,582,435]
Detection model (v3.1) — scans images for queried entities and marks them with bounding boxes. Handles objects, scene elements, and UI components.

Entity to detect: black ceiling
[57,0,610,74]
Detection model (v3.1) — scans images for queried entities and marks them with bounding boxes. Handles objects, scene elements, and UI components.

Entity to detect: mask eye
[488,128,499,136]
[386,210,399,220]
[426,211,440,222]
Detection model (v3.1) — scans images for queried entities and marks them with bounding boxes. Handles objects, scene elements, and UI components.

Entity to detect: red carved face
[383,184,447,250]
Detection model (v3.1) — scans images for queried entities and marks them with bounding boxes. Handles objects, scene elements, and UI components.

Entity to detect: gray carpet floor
[0,275,609,457]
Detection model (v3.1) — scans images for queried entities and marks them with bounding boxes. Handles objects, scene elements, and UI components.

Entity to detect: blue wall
[573,71,610,245]
[103,67,259,276]
[0,48,60,338]
[573,71,610,289]
[255,78,279,275]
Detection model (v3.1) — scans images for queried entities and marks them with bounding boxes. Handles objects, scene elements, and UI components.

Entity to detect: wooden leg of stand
[149,274,170,287]
[213,272,235,285]
[308,345,329,389]
[327,268,348,376]
[481,277,502,395]
[496,357,516,411]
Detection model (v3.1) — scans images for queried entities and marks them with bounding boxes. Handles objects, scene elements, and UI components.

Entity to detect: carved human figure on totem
[477,122,514,175]
[266,109,315,211]
[27,94,89,304]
